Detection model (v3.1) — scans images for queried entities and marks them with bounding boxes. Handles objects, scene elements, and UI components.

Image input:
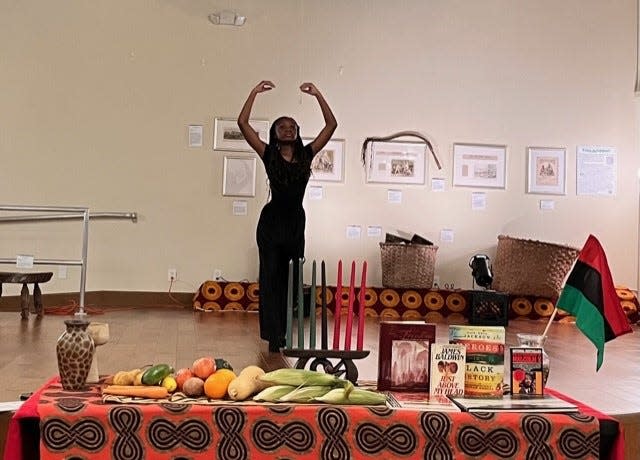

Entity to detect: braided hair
[266,116,312,186]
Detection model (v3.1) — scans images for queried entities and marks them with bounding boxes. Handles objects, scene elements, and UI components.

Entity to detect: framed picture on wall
[526,147,566,195]
[222,155,257,197]
[366,141,426,185]
[452,143,507,189]
[214,118,269,152]
[303,137,346,182]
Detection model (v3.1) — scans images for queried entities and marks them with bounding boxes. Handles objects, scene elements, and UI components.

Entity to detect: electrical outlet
[168,268,177,282]
[213,269,222,280]
[57,266,68,280]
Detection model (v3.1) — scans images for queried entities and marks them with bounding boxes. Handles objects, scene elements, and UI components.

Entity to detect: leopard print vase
[56,319,95,391]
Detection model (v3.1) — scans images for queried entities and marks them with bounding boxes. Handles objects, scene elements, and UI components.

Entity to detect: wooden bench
[0,272,53,319]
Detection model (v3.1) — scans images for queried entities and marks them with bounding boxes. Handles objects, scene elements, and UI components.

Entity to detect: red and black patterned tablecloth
[192,281,640,324]
[6,378,606,459]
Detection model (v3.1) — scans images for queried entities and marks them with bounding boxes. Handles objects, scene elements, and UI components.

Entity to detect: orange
[204,369,236,399]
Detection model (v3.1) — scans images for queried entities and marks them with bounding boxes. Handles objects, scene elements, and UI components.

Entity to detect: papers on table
[386,392,461,412]
[449,394,579,413]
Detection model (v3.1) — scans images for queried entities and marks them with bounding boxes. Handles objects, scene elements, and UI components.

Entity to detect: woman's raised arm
[300,82,337,155]
[237,80,274,157]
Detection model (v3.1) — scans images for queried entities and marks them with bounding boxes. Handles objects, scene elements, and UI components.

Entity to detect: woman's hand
[253,80,275,94]
[300,82,320,97]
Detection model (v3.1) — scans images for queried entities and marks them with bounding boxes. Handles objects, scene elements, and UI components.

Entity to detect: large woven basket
[491,235,579,298]
[380,242,438,289]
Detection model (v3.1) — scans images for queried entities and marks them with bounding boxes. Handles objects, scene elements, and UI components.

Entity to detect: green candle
[297,258,304,349]
[286,260,293,349]
[309,260,317,349]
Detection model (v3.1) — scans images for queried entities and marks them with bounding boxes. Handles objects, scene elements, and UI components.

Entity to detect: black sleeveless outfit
[257,144,314,348]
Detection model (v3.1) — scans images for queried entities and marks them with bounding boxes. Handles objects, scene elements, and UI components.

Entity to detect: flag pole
[541,308,558,340]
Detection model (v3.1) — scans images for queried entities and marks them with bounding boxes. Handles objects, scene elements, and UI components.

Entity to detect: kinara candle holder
[283,259,370,384]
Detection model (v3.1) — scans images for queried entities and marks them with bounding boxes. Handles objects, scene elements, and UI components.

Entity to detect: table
[4,377,621,460]
[0,271,53,319]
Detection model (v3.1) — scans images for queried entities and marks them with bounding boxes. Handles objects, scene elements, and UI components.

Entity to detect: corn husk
[259,369,354,395]
[277,385,332,403]
[312,388,387,405]
[252,385,296,402]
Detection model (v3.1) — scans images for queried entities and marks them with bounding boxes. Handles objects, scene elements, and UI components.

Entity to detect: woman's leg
[257,217,288,350]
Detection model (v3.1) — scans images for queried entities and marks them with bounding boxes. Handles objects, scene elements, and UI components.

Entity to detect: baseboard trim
[0,290,194,312]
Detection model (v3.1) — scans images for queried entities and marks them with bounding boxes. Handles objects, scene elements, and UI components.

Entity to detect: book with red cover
[510,347,544,396]
[377,321,437,391]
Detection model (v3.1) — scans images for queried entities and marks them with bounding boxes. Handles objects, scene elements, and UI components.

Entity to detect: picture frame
[526,147,566,195]
[222,155,257,197]
[214,118,269,152]
[366,141,426,185]
[452,143,507,189]
[377,321,436,392]
[303,137,346,182]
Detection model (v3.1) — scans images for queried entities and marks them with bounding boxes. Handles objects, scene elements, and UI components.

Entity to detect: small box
[469,290,509,326]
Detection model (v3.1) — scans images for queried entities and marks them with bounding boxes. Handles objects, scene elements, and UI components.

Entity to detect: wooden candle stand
[282,348,370,385]
[284,259,370,385]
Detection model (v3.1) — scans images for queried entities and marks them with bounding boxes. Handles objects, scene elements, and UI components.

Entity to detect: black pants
[257,204,305,344]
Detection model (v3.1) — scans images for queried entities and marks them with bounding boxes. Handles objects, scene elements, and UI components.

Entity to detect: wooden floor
[1,306,639,456]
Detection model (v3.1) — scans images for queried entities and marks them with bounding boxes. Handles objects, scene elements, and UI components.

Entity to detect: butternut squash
[227,366,267,401]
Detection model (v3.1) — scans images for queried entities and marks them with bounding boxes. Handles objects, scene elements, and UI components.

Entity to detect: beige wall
[1,0,638,295]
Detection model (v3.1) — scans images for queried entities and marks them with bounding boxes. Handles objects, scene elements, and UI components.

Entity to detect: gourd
[112,368,141,386]
[227,365,266,401]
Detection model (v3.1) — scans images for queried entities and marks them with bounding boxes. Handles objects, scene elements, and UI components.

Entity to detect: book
[386,391,461,412]
[429,343,466,397]
[448,325,505,397]
[510,347,544,396]
[449,394,579,413]
[377,321,437,391]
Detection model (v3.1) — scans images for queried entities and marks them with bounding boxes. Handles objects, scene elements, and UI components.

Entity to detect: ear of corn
[259,369,354,395]
[253,385,297,402]
[277,385,332,403]
[312,388,387,405]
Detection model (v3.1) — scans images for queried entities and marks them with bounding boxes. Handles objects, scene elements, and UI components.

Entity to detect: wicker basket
[491,235,579,298]
[380,242,438,289]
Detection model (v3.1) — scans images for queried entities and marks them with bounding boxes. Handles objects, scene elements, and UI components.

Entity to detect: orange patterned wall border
[192,281,639,324]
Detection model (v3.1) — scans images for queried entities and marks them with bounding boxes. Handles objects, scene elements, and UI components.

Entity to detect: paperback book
[510,347,544,396]
[377,321,436,391]
[429,343,466,397]
[449,394,578,413]
[448,325,505,397]
[386,391,461,412]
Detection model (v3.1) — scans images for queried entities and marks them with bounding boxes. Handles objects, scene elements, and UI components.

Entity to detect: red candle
[357,261,367,350]
[332,260,342,350]
[344,261,356,350]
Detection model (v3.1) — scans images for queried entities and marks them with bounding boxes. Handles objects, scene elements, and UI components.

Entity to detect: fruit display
[105,357,250,400]
[104,362,386,406]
